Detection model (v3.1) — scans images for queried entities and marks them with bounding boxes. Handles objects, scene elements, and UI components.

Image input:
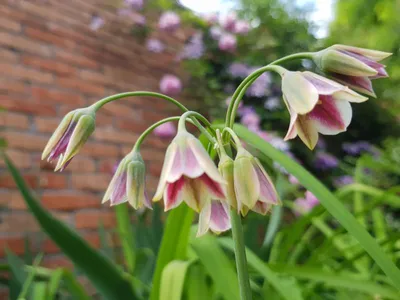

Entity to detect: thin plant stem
[230,209,252,300]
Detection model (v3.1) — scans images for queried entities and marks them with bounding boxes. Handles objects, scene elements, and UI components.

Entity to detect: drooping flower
[158,11,180,32]
[220,12,237,31]
[234,147,279,215]
[218,33,237,52]
[197,200,231,236]
[42,107,95,171]
[315,45,391,97]
[333,175,354,188]
[294,191,319,216]
[281,71,367,149]
[234,20,250,35]
[314,152,338,170]
[153,122,176,138]
[159,74,182,96]
[179,32,205,60]
[227,63,250,78]
[103,151,151,209]
[153,130,226,212]
[146,38,165,53]
[89,14,104,31]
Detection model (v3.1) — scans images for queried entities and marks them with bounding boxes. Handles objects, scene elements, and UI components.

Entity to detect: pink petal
[209,201,231,233]
[371,67,388,79]
[167,144,184,183]
[143,191,152,209]
[341,50,384,69]
[164,177,185,210]
[303,72,343,95]
[284,97,298,141]
[197,201,212,236]
[48,121,76,161]
[111,173,128,205]
[182,144,204,178]
[254,160,279,204]
[199,174,225,199]
[252,201,271,215]
[308,95,345,131]
[332,73,374,96]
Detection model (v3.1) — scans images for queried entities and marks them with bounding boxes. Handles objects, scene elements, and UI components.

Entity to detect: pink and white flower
[159,74,182,96]
[220,12,237,31]
[197,200,231,236]
[153,130,226,212]
[234,20,250,35]
[218,33,237,52]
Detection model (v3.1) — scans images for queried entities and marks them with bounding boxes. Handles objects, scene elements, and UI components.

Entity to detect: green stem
[230,210,252,300]
[90,91,188,113]
[178,111,215,143]
[225,52,313,128]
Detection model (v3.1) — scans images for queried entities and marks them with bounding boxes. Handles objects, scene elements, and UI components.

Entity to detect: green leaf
[47,268,64,300]
[160,260,192,300]
[98,221,115,260]
[32,282,47,300]
[3,155,137,300]
[18,253,44,300]
[6,248,27,300]
[184,264,213,300]
[233,125,400,289]
[61,269,91,300]
[219,238,303,300]
[149,204,194,300]
[115,205,136,274]
[191,235,240,300]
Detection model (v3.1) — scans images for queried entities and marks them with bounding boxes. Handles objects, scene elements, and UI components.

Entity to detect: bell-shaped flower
[233,147,279,214]
[197,200,231,236]
[42,107,95,171]
[153,130,226,212]
[283,71,367,149]
[218,151,237,210]
[103,151,151,209]
[315,45,391,96]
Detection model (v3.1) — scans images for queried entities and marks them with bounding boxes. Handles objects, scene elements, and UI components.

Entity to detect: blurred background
[1,0,399,298]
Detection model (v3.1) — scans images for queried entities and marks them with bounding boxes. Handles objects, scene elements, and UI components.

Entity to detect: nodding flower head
[281,71,367,149]
[42,107,95,171]
[315,45,391,97]
[197,200,231,236]
[233,147,279,215]
[103,151,150,210]
[153,129,226,212]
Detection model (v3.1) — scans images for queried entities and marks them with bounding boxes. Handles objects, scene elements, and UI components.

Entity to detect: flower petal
[282,71,319,114]
[189,177,212,212]
[127,161,146,209]
[182,140,204,178]
[167,142,184,183]
[303,71,344,95]
[163,177,185,211]
[252,201,271,215]
[283,96,298,141]
[333,44,392,61]
[110,172,128,205]
[187,134,225,183]
[199,174,225,199]
[253,158,279,205]
[209,201,231,234]
[197,201,212,237]
[331,73,375,98]
[309,95,352,135]
[153,142,179,202]
[295,115,319,150]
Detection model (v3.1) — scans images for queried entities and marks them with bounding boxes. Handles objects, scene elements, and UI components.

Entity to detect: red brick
[0,32,52,56]
[116,119,149,132]
[23,56,77,76]
[0,15,22,32]
[0,80,30,95]
[56,50,99,69]
[0,48,19,63]
[0,63,53,84]
[71,174,110,191]
[93,128,138,145]
[39,173,67,189]
[0,174,38,189]
[101,102,138,118]
[0,149,31,169]
[0,98,57,116]
[25,27,76,49]
[33,117,60,133]
[3,131,49,151]
[75,211,116,229]
[58,78,104,96]
[80,142,120,157]
[31,87,84,106]
[0,237,26,256]
[42,231,101,253]
[98,159,118,173]
[0,190,26,210]
[43,255,74,269]
[0,112,30,130]
[41,192,101,211]
[0,213,40,233]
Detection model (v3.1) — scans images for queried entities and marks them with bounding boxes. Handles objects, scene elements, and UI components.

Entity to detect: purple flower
[240,110,260,128]
[316,138,327,150]
[89,14,104,31]
[146,38,165,53]
[159,74,182,96]
[269,136,290,152]
[228,63,249,78]
[246,72,271,97]
[133,14,146,26]
[288,174,299,185]
[220,12,236,32]
[179,33,205,59]
[333,175,354,187]
[218,33,237,52]
[153,122,176,138]
[234,20,250,34]
[264,97,281,110]
[294,191,319,216]
[314,152,339,170]
[343,141,372,156]
[124,0,143,10]
[238,105,255,117]
[209,26,223,40]
[159,11,180,32]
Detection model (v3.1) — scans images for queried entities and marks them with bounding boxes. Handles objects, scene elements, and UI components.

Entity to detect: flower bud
[218,151,237,209]
[42,107,95,171]
[103,151,151,209]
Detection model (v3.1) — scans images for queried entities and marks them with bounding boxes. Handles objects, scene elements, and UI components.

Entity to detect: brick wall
[0,0,200,267]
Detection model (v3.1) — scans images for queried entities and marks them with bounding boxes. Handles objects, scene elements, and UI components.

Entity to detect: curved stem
[178,111,215,143]
[223,127,242,148]
[230,210,252,300]
[225,52,314,128]
[90,91,188,113]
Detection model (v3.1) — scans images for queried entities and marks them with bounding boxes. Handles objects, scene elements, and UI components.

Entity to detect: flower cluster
[42,44,390,238]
